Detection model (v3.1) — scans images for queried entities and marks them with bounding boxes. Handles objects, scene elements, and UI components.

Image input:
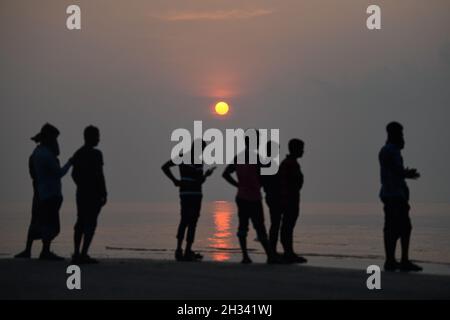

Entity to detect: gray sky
[1,0,449,204]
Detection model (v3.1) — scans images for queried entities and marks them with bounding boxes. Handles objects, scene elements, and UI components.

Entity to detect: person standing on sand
[14,143,42,259]
[261,140,283,257]
[71,126,107,264]
[223,132,277,264]
[379,122,422,272]
[278,139,307,264]
[15,123,72,260]
[162,140,215,262]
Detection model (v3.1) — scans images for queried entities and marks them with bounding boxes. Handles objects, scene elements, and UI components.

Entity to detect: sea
[1,201,449,275]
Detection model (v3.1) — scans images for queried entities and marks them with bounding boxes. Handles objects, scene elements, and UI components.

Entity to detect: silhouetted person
[261,141,282,256]
[71,126,107,264]
[15,123,72,260]
[379,122,422,272]
[223,132,276,264]
[278,139,307,263]
[162,140,215,261]
[14,146,42,258]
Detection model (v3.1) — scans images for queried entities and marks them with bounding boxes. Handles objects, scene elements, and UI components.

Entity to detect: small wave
[207,247,254,252]
[301,253,450,266]
[106,246,168,252]
[104,246,450,266]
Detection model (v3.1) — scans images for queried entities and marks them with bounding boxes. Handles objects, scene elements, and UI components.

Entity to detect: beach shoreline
[1,258,449,300]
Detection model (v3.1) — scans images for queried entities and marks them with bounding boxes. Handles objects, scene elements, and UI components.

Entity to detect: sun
[215,101,229,116]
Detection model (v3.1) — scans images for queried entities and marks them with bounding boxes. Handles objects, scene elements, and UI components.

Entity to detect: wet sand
[1,258,449,299]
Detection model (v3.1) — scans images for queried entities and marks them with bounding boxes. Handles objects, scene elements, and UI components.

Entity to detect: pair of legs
[382,198,421,271]
[236,197,273,264]
[16,196,63,260]
[39,197,63,259]
[268,197,306,263]
[73,195,102,263]
[176,195,202,260]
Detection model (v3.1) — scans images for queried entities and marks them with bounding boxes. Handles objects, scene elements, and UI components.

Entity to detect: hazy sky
[1,0,449,204]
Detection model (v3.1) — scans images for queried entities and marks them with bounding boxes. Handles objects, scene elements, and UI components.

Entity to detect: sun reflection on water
[209,201,235,262]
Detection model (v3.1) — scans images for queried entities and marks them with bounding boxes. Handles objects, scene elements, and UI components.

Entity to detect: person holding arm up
[162,140,215,262]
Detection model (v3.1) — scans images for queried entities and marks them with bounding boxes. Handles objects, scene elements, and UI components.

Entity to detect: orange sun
[215,101,229,116]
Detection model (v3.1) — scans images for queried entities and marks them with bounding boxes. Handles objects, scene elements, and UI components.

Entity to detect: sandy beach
[1,258,449,300]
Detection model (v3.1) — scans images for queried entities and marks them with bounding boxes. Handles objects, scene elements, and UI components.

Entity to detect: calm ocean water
[1,201,450,274]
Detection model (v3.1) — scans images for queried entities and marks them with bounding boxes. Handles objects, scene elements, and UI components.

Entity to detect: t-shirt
[178,163,204,197]
[235,163,262,202]
[72,146,107,199]
[279,155,303,203]
[379,143,409,200]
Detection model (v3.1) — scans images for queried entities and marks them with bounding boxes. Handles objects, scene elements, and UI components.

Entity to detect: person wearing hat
[15,123,72,260]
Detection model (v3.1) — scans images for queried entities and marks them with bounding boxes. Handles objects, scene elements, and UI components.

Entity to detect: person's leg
[267,198,282,254]
[175,197,188,260]
[24,233,34,253]
[73,196,84,259]
[184,196,203,261]
[81,205,101,258]
[280,203,297,255]
[398,201,422,271]
[42,239,51,254]
[236,198,251,263]
[281,201,305,263]
[40,199,52,255]
[176,198,189,249]
[73,219,83,257]
[15,229,34,258]
[16,195,39,258]
[185,196,202,258]
[250,201,271,257]
[399,201,411,262]
[39,197,64,261]
[382,199,399,270]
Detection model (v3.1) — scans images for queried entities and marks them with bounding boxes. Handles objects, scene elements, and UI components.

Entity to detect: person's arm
[161,160,180,187]
[390,150,420,180]
[298,167,304,191]
[60,158,73,177]
[222,164,238,188]
[201,166,216,183]
[44,150,72,178]
[98,152,107,206]
[279,161,289,194]
[404,167,420,180]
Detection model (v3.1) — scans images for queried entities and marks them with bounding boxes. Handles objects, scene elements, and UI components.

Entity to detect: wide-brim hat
[31,123,60,143]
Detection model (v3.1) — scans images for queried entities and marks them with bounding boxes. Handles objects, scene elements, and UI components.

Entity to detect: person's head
[84,125,100,147]
[288,138,304,159]
[386,121,404,149]
[31,123,60,155]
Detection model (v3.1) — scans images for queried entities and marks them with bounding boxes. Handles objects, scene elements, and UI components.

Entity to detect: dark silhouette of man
[379,122,422,272]
[15,123,72,260]
[278,139,307,263]
[71,126,107,264]
[162,140,215,261]
[261,141,282,256]
[223,132,277,264]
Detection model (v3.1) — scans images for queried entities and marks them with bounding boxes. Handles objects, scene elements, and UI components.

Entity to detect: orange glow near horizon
[214,101,230,116]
